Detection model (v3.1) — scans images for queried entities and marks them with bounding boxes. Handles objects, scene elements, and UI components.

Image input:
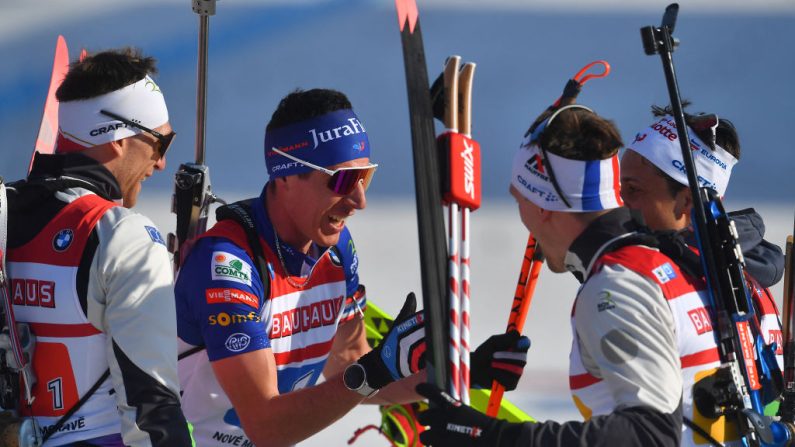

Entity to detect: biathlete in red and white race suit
[175,89,530,447]
[621,111,785,446]
[4,49,191,446]
[174,90,430,447]
[419,105,686,446]
[176,183,368,444]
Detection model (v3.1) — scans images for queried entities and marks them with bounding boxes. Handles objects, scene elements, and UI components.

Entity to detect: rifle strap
[683,416,724,447]
[41,369,110,443]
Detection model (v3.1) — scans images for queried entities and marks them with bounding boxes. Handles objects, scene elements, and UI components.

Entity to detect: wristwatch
[343,363,379,397]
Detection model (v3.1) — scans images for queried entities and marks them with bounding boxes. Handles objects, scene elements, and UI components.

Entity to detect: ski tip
[395,0,419,34]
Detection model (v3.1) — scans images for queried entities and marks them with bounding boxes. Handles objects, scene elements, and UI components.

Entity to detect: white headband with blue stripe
[510,143,623,212]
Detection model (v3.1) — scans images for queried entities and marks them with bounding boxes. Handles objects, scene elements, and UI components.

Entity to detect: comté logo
[11,278,55,308]
[688,307,713,335]
[206,288,259,309]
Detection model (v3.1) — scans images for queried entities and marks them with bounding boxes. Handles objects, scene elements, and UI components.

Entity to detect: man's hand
[470,330,530,391]
[357,292,425,390]
[416,383,519,447]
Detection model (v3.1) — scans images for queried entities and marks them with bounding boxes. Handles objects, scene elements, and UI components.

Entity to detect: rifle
[779,218,795,424]
[641,4,792,445]
[168,0,226,271]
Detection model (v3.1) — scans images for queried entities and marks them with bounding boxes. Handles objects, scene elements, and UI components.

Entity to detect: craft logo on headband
[627,116,737,196]
[57,75,169,153]
[264,109,371,178]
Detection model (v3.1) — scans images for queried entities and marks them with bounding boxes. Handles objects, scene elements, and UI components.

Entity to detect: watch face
[344,364,366,390]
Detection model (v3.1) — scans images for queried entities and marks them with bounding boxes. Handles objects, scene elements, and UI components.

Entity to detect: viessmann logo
[206,288,259,309]
[211,252,252,286]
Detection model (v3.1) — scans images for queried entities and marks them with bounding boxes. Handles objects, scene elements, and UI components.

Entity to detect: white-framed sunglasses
[270,147,378,195]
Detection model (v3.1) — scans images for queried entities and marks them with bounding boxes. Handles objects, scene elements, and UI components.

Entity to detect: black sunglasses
[100,109,175,159]
[526,104,595,209]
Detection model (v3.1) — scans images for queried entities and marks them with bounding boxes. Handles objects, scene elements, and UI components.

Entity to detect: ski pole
[486,235,543,417]
[441,55,463,401]
[457,61,477,405]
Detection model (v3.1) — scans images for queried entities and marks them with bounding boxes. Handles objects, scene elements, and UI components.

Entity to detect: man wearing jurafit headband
[620,106,785,446]
[174,88,428,446]
[416,104,688,447]
[175,88,531,446]
[3,48,190,446]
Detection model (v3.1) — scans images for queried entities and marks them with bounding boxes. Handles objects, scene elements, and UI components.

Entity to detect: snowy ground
[135,193,793,446]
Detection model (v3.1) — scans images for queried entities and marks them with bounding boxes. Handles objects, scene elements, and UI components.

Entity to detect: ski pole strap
[41,369,110,443]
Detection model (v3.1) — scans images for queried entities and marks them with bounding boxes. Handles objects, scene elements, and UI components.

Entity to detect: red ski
[30,35,69,172]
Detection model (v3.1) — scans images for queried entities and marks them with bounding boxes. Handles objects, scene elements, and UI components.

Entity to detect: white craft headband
[57,75,168,151]
[626,115,737,196]
[511,105,622,212]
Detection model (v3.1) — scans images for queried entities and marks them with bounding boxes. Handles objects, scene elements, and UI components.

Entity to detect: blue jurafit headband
[264,109,371,178]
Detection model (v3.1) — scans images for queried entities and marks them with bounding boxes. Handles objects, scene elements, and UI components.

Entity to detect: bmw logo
[53,229,74,252]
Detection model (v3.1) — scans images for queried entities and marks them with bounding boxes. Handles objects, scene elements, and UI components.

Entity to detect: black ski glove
[416,383,523,447]
[470,330,530,391]
[357,292,426,390]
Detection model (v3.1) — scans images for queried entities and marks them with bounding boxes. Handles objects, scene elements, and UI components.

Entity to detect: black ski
[394,0,450,391]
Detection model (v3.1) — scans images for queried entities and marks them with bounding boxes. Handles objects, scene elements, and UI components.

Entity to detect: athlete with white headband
[2,48,190,446]
[417,103,692,447]
[620,105,785,446]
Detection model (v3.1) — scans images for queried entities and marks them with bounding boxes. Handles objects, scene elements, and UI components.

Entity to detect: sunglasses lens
[328,166,376,195]
[159,132,176,158]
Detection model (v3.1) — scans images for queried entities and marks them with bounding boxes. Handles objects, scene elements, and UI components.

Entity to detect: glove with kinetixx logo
[357,292,426,390]
[470,330,530,391]
[417,383,523,447]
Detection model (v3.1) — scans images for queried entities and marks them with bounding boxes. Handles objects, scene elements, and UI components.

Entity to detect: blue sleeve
[334,228,366,322]
[335,227,360,297]
[175,236,270,362]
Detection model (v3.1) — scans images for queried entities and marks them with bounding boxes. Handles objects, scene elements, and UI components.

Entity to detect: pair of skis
[434,55,480,404]
[395,0,484,404]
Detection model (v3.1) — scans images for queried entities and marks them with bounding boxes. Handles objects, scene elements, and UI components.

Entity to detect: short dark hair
[266,88,352,131]
[650,103,741,197]
[56,47,158,102]
[651,103,741,160]
[537,107,624,161]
